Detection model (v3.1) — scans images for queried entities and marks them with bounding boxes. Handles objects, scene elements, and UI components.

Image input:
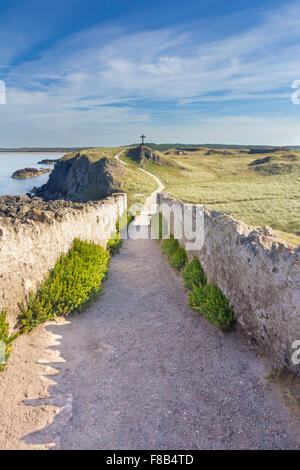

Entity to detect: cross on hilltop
[140,133,146,145]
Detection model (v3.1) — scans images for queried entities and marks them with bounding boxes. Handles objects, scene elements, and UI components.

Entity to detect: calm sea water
[0,153,63,196]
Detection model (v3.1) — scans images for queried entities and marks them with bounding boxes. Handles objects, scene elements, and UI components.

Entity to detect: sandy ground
[0,317,68,449]
[0,159,299,450]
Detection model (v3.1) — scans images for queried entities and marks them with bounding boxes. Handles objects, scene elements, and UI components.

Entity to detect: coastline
[0,151,65,154]
[0,152,63,197]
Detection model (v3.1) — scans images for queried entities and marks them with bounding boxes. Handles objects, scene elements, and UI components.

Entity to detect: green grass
[19,239,110,332]
[121,164,158,208]
[121,146,174,168]
[161,236,180,257]
[182,258,235,331]
[182,258,207,290]
[160,237,235,331]
[188,282,235,332]
[120,147,143,166]
[63,147,124,162]
[169,247,187,270]
[161,236,187,270]
[107,232,123,256]
[142,148,300,245]
[0,309,18,371]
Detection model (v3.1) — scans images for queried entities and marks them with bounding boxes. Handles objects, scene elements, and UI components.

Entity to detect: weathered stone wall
[157,192,300,374]
[0,193,127,327]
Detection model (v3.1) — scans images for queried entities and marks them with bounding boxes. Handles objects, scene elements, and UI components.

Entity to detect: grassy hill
[62,147,123,161]
[138,147,300,246]
[35,147,157,207]
[121,146,175,167]
[36,144,299,245]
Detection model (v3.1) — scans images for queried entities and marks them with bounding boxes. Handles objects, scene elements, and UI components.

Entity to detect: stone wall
[0,193,127,327]
[157,192,300,374]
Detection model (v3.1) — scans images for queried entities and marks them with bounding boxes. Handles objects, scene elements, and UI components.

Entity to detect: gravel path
[21,233,299,449]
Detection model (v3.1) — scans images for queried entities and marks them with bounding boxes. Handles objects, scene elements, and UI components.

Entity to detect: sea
[0,153,63,196]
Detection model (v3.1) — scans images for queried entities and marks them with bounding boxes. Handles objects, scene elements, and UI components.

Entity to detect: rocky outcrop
[139,146,162,165]
[35,152,126,201]
[248,156,272,166]
[126,146,163,166]
[248,147,289,154]
[38,158,61,164]
[179,147,203,152]
[0,195,88,223]
[205,149,232,156]
[157,192,300,375]
[12,167,51,179]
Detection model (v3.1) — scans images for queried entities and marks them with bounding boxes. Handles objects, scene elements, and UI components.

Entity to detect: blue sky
[0,0,300,146]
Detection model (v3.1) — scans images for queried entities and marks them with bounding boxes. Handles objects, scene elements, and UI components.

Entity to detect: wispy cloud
[1,1,300,145]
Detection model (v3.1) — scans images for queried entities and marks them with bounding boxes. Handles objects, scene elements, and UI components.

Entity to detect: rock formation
[248,147,289,154]
[126,145,163,166]
[38,158,61,164]
[12,167,51,179]
[35,151,126,201]
[0,194,85,223]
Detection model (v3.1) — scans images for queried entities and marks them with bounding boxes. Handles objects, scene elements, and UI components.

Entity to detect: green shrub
[19,239,110,332]
[161,236,235,331]
[182,258,207,290]
[0,309,18,371]
[169,247,187,270]
[188,283,235,331]
[161,235,187,271]
[107,232,123,255]
[161,235,179,257]
[109,213,133,255]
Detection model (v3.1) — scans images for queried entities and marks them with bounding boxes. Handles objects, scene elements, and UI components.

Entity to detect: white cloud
[1,1,300,145]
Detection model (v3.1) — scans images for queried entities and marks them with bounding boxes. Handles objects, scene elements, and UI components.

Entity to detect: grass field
[134,147,300,246]
[121,164,158,208]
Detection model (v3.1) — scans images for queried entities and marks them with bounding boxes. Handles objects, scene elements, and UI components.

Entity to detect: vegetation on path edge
[161,235,235,331]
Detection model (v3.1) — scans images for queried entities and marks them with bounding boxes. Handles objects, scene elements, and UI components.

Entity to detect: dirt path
[15,235,298,449]
[0,154,299,450]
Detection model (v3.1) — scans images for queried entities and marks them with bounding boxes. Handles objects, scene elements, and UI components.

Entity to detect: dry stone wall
[157,192,300,374]
[0,193,126,327]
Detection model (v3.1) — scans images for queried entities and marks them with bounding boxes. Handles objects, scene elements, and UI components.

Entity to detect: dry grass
[63,147,123,162]
[143,148,300,246]
[121,165,158,208]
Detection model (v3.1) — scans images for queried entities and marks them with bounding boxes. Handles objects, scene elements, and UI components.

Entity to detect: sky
[0,0,300,147]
